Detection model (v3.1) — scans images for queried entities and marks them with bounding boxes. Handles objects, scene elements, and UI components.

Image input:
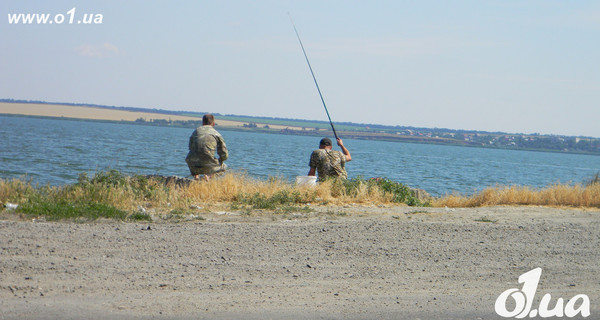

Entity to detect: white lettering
[495,268,590,318]
[22,14,35,24]
[565,295,591,318]
[54,13,64,24]
[7,8,102,25]
[7,13,21,24]
[93,14,103,24]
[37,13,50,24]
[82,13,93,24]
[538,294,564,318]
[495,289,526,317]
[67,8,75,24]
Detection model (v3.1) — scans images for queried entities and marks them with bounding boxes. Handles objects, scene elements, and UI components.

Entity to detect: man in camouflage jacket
[185,114,228,181]
[308,137,352,181]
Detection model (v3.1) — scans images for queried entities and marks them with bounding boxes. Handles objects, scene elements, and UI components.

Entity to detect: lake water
[1,115,598,196]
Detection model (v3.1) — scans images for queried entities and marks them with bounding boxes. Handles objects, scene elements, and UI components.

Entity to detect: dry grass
[434,183,600,208]
[2,171,599,221]
[183,172,392,205]
[0,178,36,204]
[0,171,406,220]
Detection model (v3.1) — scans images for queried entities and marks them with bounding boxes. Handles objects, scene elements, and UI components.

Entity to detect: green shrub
[234,189,314,212]
[128,212,153,221]
[370,177,425,206]
[19,195,128,221]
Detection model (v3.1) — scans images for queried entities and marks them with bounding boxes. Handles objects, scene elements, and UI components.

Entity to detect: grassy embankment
[1,171,599,222]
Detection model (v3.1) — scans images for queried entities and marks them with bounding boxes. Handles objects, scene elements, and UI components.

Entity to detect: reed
[434,183,600,208]
[0,177,36,204]
[587,172,600,186]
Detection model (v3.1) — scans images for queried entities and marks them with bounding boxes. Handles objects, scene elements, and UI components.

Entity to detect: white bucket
[295,176,317,187]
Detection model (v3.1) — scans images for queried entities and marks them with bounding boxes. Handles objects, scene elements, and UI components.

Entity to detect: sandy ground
[1,205,599,320]
[0,102,303,130]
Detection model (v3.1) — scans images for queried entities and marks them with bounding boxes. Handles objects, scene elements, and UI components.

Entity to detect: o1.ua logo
[495,268,590,318]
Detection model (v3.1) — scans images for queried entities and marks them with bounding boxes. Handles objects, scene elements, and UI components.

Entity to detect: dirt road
[1,205,598,319]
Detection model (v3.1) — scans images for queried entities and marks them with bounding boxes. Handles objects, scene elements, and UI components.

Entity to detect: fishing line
[288,13,339,140]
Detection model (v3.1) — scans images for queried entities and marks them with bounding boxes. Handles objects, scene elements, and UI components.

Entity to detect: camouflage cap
[319,138,332,146]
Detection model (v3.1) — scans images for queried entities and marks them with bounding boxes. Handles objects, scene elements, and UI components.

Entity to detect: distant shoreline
[0,101,246,127]
[0,101,309,131]
[2,101,599,156]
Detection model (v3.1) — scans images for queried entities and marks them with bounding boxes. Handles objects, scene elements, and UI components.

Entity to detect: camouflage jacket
[309,149,347,181]
[185,125,228,168]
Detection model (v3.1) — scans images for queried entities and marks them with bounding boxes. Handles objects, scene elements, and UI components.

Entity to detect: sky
[1,1,599,138]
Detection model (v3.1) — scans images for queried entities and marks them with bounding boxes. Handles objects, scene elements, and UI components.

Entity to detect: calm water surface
[1,115,598,196]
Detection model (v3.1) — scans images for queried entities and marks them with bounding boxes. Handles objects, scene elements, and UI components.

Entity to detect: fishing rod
[288,13,339,140]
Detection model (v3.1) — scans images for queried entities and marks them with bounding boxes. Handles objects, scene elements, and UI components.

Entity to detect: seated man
[185,114,228,181]
[308,137,352,181]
